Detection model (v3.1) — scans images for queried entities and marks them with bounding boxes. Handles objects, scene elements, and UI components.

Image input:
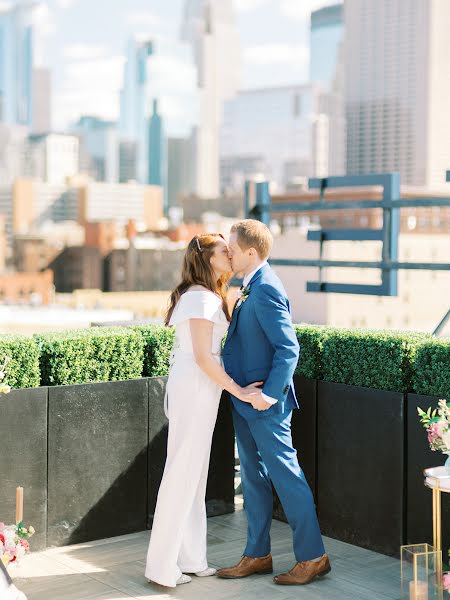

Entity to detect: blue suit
[222,264,325,561]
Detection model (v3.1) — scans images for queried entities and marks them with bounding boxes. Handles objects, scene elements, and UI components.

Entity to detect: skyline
[22,0,331,133]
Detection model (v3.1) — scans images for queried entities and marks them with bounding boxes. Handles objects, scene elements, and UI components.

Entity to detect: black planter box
[273,376,317,522]
[406,393,450,555]
[147,381,235,528]
[206,391,235,516]
[317,381,404,556]
[147,376,168,529]
[0,387,48,550]
[47,379,149,546]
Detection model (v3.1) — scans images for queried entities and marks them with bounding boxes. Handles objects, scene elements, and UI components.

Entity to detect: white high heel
[176,574,192,585]
[195,567,217,577]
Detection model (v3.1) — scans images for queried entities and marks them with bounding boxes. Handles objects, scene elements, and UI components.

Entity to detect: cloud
[53,56,125,128]
[31,2,56,36]
[280,0,330,20]
[151,55,197,92]
[63,44,109,60]
[55,0,76,9]
[32,2,57,66]
[125,11,163,28]
[243,43,309,66]
[234,0,269,13]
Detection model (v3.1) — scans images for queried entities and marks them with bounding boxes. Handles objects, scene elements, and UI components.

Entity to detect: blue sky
[30,0,330,132]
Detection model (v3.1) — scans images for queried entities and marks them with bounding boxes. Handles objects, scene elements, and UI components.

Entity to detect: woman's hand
[237,381,263,403]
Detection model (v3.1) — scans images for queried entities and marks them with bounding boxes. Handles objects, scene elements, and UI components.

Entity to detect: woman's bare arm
[189,319,261,403]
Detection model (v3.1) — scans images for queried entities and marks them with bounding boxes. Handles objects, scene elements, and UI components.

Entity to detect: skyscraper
[148,99,164,187]
[32,67,51,134]
[73,116,118,183]
[310,3,345,176]
[221,85,320,193]
[0,1,34,127]
[345,0,450,186]
[181,0,240,198]
[119,36,154,184]
[167,136,194,208]
[310,3,344,92]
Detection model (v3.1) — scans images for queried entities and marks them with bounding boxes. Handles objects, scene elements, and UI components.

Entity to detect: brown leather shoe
[216,554,273,579]
[274,554,331,585]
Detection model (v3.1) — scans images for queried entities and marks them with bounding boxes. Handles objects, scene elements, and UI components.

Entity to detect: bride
[145,233,261,588]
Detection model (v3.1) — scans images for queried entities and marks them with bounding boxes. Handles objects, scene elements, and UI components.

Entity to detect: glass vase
[401,544,442,599]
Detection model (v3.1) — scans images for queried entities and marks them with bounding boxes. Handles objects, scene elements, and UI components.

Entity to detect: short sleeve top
[169,290,229,355]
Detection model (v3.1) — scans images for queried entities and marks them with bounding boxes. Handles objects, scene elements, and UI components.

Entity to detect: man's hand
[251,392,272,411]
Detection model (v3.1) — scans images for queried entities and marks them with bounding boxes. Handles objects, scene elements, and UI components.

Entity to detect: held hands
[239,382,272,411]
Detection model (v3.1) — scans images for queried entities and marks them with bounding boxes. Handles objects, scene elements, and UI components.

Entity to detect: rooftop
[12,505,401,600]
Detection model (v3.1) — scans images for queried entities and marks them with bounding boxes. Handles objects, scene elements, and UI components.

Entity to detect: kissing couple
[145,219,331,587]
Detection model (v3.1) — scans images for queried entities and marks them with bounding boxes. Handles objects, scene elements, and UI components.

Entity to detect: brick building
[0,270,54,304]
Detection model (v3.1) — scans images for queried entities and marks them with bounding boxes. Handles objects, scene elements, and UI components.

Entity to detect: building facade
[73,116,118,183]
[167,136,194,208]
[345,0,450,186]
[221,85,320,193]
[182,0,240,198]
[310,3,345,177]
[49,246,102,293]
[119,36,154,183]
[272,229,450,334]
[32,67,51,134]
[27,134,79,184]
[0,269,54,304]
[0,2,33,127]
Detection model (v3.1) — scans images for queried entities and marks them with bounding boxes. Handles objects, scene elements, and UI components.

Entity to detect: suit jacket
[222,263,300,419]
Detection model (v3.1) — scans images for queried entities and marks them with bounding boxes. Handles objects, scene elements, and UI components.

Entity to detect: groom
[218,219,330,586]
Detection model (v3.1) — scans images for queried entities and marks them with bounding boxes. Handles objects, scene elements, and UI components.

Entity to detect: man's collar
[243,261,268,288]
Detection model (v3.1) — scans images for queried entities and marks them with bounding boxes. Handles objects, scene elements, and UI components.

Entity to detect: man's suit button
[283,385,289,394]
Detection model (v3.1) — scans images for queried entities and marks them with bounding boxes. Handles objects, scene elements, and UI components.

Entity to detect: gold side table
[423,466,450,593]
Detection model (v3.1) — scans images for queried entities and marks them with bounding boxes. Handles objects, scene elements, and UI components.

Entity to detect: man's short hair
[231,219,273,260]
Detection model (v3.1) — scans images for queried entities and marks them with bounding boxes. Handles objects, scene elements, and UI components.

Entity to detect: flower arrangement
[417,400,450,453]
[235,285,251,310]
[0,357,11,394]
[0,522,34,567]
[444,549,450,594]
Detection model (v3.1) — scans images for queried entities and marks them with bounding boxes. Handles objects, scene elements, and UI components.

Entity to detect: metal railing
[245,172,450,297]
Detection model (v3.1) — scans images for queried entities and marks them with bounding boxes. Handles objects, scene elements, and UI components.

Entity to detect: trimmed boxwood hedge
[320,328,430,393]
[0,335,40,389]
[413,338,450,398]
[34,327,144,386]
[294,324,330,379]
[134,325,175,377]
[2,324,448,395]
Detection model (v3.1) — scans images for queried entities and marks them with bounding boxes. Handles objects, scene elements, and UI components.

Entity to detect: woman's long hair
[165,234,232,325]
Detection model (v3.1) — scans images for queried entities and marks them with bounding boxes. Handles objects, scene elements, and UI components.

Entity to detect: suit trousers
[232,406,325,562]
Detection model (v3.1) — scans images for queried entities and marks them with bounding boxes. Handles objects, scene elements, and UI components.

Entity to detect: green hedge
[413,339,450,398]
[320,329,430,393]
[294,325,330,379]
[2,324,449,396]
[34,328,144,386]
[0,335,40,389]
[134,325,175,377]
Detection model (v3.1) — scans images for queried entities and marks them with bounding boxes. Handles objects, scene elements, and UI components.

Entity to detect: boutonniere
[235,285,251,310]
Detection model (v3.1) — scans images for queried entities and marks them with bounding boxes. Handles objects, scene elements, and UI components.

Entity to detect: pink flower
[428,421,447,443]
[19,539,30,552]
[442,572,450,591]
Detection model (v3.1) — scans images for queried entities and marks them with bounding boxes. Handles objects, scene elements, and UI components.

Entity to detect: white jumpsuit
[145,290,229,587]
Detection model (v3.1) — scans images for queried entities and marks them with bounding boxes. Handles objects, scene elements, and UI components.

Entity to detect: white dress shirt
[242,261,278,406]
